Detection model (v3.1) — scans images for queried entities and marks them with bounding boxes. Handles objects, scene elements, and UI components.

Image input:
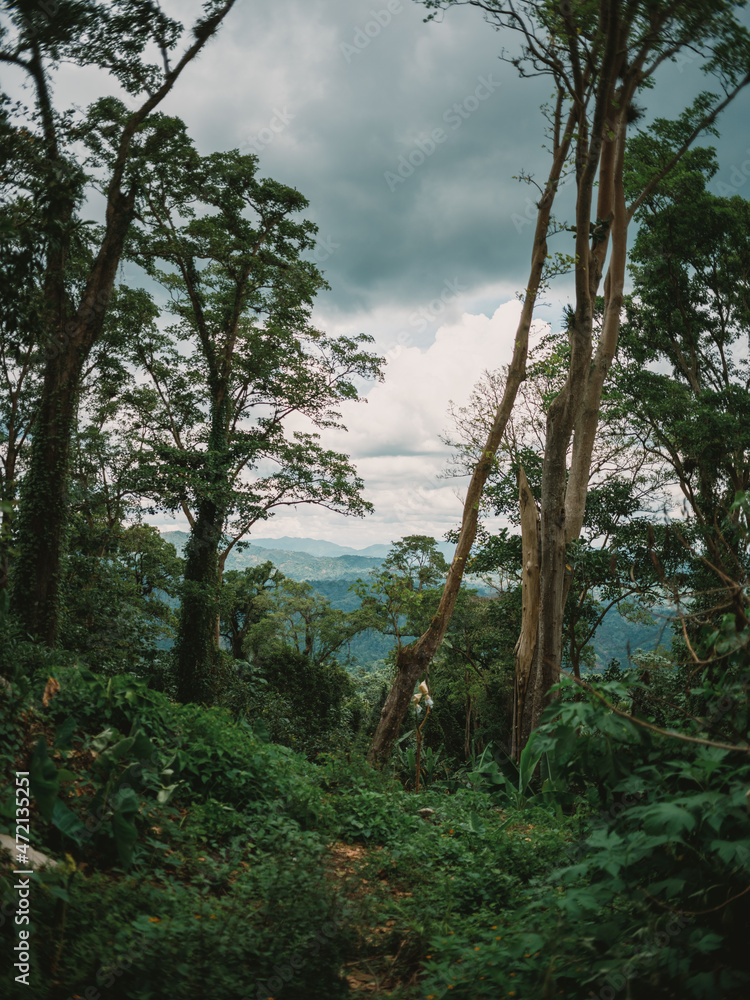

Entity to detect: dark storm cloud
[166,0,750,331]
[167,0,555,320]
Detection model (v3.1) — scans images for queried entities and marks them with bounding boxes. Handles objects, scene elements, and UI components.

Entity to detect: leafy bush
[419,653,750,1000]
[0,657,354,1000]
[1,853,352,1000]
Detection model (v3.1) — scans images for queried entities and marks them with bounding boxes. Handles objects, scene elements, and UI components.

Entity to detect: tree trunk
[520,104,629,739]
[11,196,135,642]
[513,467,540,759]
[0,463,17,593]
[174,496,225,703]
[174,390,230,702]
[10,351,79,640]
[8,1,237,646]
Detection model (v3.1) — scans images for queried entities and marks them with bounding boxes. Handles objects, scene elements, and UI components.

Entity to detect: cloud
[153,0,556,318]
[342,300,522,455]
[274,298,529,547]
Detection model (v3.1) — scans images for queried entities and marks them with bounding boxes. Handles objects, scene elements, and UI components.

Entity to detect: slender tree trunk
[367,107,577,768]
[525,308,594,730]
[174,496,225,703]
[521,102,629,738]
[0,449,18,592]
[513,467,540,758]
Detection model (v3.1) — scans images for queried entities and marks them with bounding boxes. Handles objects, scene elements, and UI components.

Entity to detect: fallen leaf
[42,676,61,707]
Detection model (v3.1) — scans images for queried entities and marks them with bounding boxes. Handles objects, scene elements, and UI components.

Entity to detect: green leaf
[51,800,88,846]
[710,839,750,866]
[103,736,136,762]
[467,811,486,836]
[642,803,696,838]
[518,734,544,793]
[30,738,59,822]
[91,728,119,752]
[53,716,77,750]
[131,730,155,762]
[111,788,140,867]
[157,783,180,805]
[693,932,723,954]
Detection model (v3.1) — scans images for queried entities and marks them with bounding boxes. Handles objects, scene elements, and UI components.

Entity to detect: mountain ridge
[160,531,385,581]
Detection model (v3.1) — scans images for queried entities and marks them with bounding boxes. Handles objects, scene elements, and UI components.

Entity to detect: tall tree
[445,335,673,751]
[245,576,369,670]
[1,0,239,644]
[369,0,750,765]
[220,562,285,660]
[124,133,382,702]
[619,145,750,615]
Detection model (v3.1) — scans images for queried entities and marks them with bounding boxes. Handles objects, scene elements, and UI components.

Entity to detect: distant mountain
[161,531,454,566]
[224,535,454,560]
[235,535,394,559]
[161,531,383,581]
[159,530,668,669]
[593,605,673,668]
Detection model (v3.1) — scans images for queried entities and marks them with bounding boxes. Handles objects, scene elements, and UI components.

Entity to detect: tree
[430,589,520,759]
[353,536,450,658]
[619,145,750,610]
[367,0,750,766]
[381,535,449,592]
[123,133,382,701]
[2,0,239,644]
[220,562,285,660]
[60,520,182,674]
[0,90,62,589]
[245,576,368,669]
[241,576,363,755]
[445,334,674,751]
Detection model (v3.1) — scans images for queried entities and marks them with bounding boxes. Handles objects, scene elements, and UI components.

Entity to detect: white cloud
[248,297,529,548]
[340,299,523,458]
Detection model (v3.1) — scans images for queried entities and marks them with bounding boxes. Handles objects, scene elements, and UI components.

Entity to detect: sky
[7,0,750,550]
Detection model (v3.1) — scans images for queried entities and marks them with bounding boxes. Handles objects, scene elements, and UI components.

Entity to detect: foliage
[417,610,750,999]
[2,5,750,999]
[0,657,352,999]
[619,146,750,616]
[352,536,450,652]
[60,523,182,675]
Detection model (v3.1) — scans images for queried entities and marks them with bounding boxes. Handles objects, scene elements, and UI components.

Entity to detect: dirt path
[325,841,417,997]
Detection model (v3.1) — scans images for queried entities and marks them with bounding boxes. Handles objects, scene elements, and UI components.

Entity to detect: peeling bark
[513,467,540,758]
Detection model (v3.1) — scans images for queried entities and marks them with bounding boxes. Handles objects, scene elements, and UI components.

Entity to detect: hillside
[160,531,670,668]
[161,531,384,581]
